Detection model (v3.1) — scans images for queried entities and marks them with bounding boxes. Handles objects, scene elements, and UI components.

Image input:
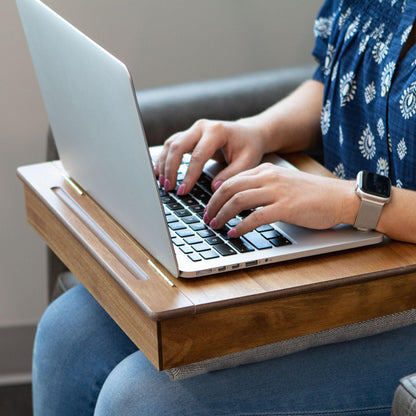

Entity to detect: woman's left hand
[204,163,357,237]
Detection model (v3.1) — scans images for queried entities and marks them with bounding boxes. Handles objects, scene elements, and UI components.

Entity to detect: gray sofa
[46,65,416,414]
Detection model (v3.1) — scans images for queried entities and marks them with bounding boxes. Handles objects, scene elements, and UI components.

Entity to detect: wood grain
[160,271,416,368]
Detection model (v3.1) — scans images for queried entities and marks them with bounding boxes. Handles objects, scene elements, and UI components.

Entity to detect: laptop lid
[17,0,179,276]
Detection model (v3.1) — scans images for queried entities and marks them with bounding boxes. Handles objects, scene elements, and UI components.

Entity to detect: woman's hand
[203,163,357,237]
[154,118,267,194]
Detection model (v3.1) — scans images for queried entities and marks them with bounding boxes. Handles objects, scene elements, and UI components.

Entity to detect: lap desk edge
[17,153,416,371]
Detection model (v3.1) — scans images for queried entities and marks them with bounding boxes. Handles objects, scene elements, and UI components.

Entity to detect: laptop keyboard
[158,158,292,263]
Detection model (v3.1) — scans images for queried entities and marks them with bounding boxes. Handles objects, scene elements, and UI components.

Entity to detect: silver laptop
[17,0,384,278]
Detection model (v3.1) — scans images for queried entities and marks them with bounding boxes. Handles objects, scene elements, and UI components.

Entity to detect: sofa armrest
[392,373,416,416]
[46,65,316,300]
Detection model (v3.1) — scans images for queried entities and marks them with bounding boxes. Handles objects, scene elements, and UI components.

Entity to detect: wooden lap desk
[17,154,416,371]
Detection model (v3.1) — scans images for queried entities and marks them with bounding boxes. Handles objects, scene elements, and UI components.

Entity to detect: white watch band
[354,198,384,231]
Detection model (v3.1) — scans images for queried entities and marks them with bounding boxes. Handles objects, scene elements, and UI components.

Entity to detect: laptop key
[198,173,212,189]
[243,232,272,249]
[229,238,255,253]
[184,235,203,245]
[192,242,211,252]
[177,195,197,206]
[201,250,220,260]
[261,230,283,240]
[167,202,183,211]
[189,204,205,215]
[227,217,241,227]
[191,185,211,204]
[174,208,191,218]
[172,237,185,247]
[214,244,237,256]
[161,195,176,204]
[180,245,193,255]
[176,229,194,238]
[217,226,231,240]
[256,224,274,232]
[188,252,202,262]
[182,215,200,225]
[190,223,207,231]
[165,214,178,224]
[206,236,224,245]
[197,229,215,238]
[239,209,253,218]
[270,236,292,247]
[169,222,186,231]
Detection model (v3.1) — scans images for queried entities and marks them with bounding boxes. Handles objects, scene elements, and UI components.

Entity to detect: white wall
[0,0,322,327]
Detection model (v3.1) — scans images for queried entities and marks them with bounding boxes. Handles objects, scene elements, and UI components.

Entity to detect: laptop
[16,0,384,278]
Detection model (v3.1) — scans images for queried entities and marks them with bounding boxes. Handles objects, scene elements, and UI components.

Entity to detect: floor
[0,384,32,416]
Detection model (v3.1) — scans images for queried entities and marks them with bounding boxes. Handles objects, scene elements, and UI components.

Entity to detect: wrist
[340,180,361,226]
[236,115,274,155]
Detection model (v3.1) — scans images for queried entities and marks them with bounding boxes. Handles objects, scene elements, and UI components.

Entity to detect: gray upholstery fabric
[392,373,416,416]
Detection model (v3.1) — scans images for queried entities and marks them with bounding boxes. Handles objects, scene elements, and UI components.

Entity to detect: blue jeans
[33,284,416,416]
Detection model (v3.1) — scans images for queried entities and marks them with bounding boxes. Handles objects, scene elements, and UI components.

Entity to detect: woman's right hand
[154,118,267,195]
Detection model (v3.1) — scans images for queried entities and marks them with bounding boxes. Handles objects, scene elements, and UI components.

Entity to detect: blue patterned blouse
[312,0,416,190]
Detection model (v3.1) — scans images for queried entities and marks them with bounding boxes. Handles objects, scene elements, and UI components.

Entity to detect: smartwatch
[354,171,391,231]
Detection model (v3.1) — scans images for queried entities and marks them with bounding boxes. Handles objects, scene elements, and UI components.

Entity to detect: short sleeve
[311,0,340,83]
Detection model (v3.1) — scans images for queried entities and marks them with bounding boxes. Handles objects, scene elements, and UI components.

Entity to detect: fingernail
[159,174,165,187]
[213,181,223,191]
[203,213,210,224]
[164,179,171,191]
[177,183,186,196]
[209,218,217,229]
[227,228,237,238]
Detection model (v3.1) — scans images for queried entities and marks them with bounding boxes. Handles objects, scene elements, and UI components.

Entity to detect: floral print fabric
[312,0,416,190]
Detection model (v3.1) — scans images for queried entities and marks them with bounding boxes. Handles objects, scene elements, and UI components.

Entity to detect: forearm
[240,79,324,155]
[375,187,416,243]
[340,183,416,244]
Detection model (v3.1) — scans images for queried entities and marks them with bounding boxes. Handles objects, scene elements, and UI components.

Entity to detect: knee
[94,351,180,415]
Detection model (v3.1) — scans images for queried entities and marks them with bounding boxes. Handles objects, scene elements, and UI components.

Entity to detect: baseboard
[0,324,36,386]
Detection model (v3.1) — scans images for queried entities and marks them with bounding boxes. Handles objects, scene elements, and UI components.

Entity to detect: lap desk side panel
[17,155,416,370]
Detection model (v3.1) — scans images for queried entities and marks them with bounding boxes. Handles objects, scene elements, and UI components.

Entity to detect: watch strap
[354,198,384,231]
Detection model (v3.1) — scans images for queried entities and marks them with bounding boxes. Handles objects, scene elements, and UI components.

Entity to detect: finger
[207,187,272,230]
[180,127,227,194]
[206,169,263,218]
[210,153,261,192]
[228,205,279,237]
[162,127,203,191]
[154,133,182,187]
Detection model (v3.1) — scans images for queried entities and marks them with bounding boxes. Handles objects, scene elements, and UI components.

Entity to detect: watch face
[361,171,391,198]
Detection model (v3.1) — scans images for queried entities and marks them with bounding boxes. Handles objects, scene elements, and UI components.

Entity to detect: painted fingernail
[213,181,223,191]
[203,213,210,224]
[209,218,217,229]
[227,228,237,238]
[159,174,165,187]
[176,183,186,196]
[164,179,171,191]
